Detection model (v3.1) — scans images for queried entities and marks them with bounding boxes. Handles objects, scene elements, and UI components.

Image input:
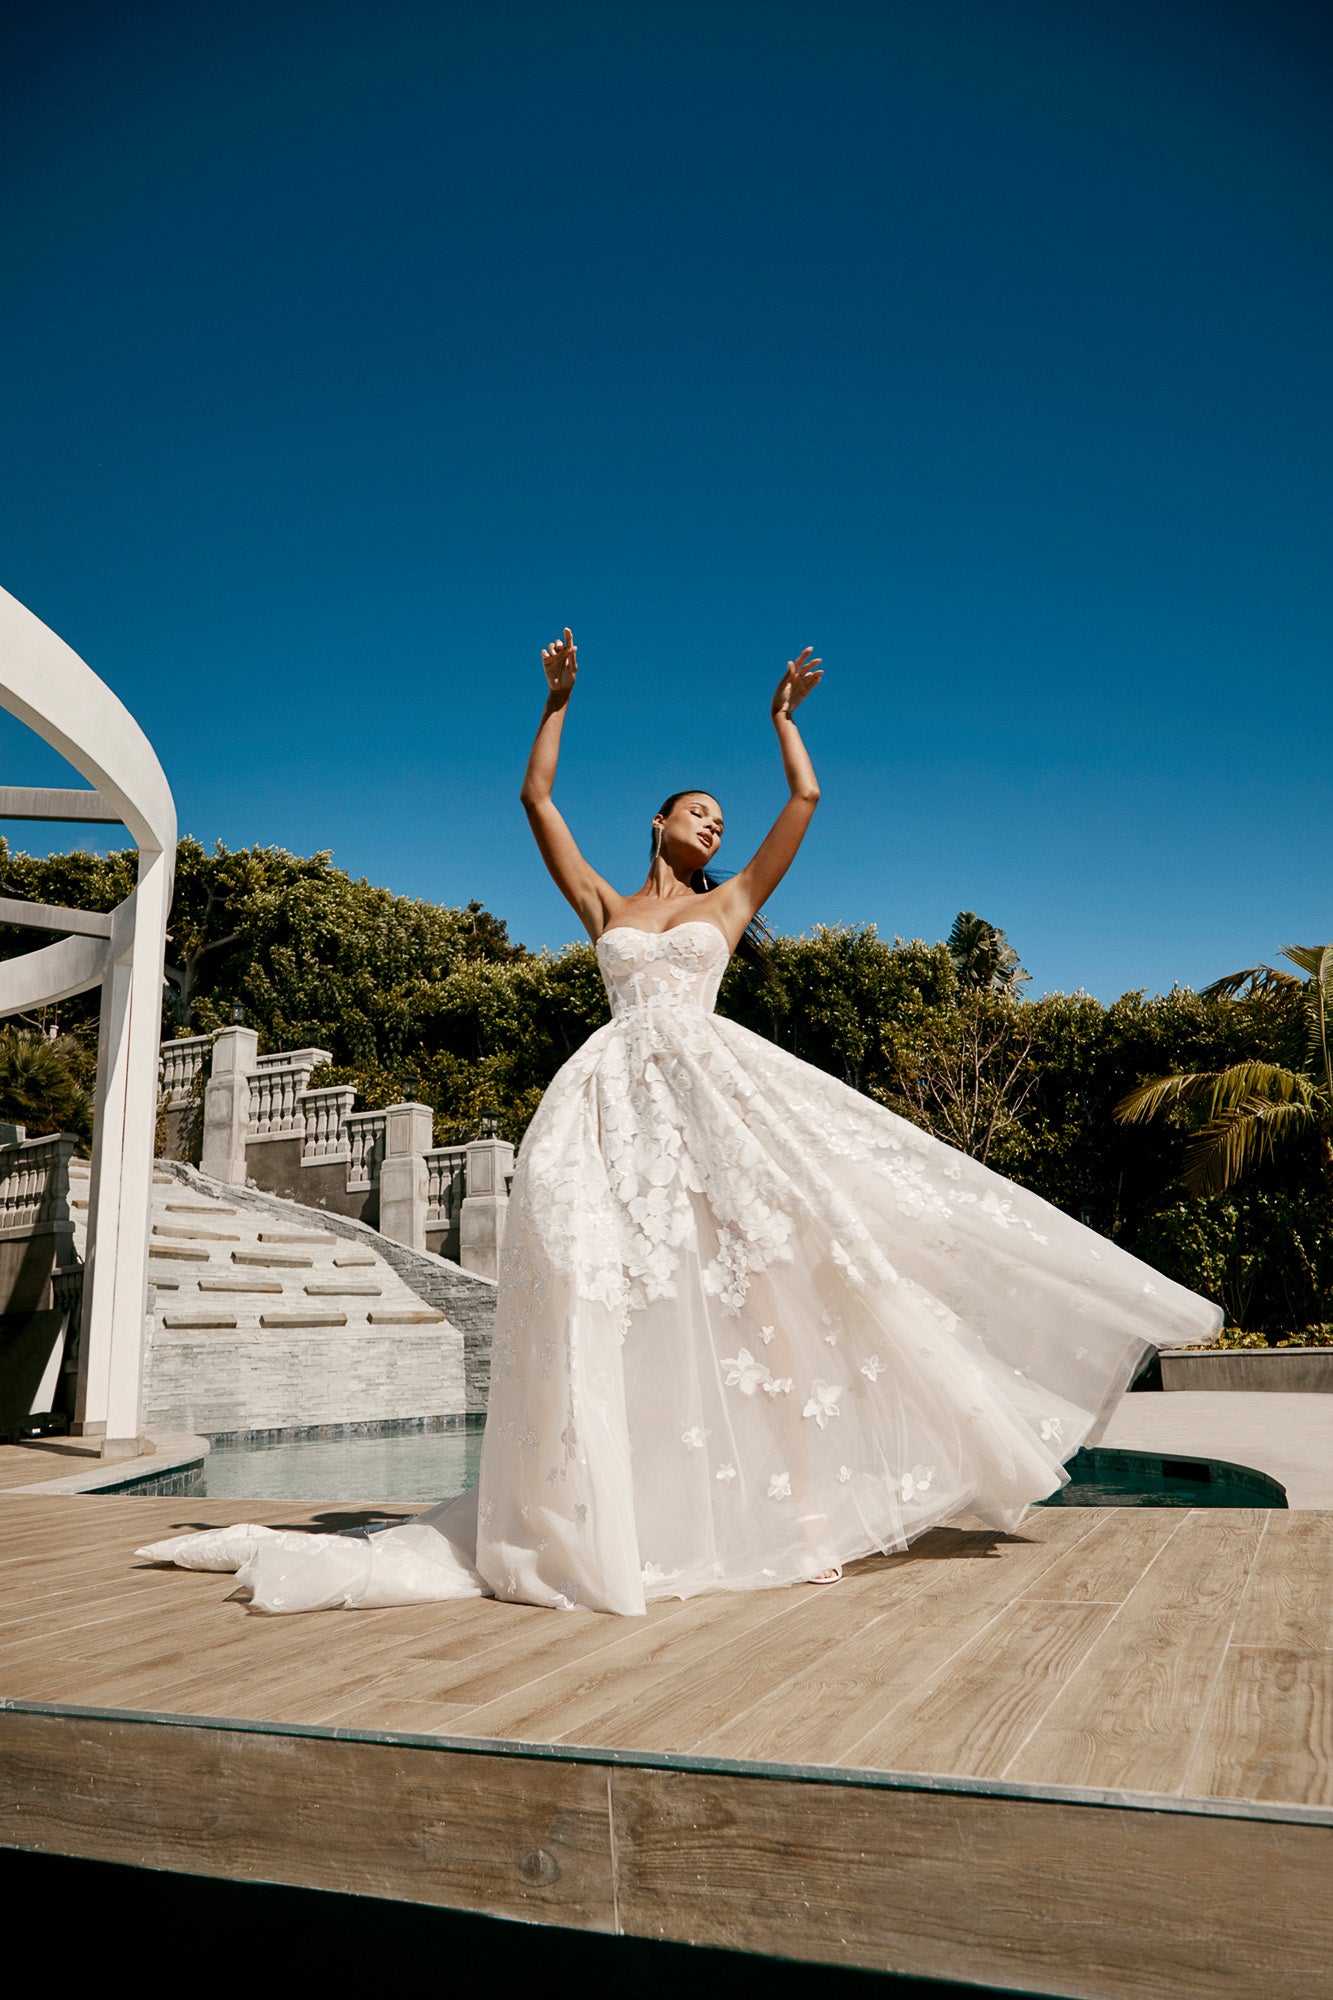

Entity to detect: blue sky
[3,1,1330,999]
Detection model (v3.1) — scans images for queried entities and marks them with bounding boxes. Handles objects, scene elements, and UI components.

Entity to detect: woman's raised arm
[519,628,615,939]
[717,648,823,932]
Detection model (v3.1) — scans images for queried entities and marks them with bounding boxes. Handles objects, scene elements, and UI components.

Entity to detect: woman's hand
[771,646,823,719]
[541,627,579,696]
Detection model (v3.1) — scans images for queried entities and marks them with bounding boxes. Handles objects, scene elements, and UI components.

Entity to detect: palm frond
[1115,1072,1223,1123]
[1115,1062,1316,1127]
[1283,944,1333,1100]
[1201,963,1299,1000]
[1280,942,1333,984]
[1181,1096,1321,1195]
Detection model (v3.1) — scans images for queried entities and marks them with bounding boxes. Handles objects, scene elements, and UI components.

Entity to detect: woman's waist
[607,994,717,1020]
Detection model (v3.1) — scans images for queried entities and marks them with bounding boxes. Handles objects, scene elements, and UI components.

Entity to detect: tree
[882,990,1039,1165]
[1115,944,1333,1198]
[946,911,1029,993]
[0,1028,92,1141]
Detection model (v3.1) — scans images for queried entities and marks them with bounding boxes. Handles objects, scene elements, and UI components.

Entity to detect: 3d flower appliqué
[767,1471,792,1500]
[802,1380,844,1429]
[860,1355,886,1382]
[900,1463,934,1501]
[715,1462,738,1482]
[762,1374,794,1397]
[681,1426,706,1450]
[722,1347,767,1396]
[1040,1416,1064,1443]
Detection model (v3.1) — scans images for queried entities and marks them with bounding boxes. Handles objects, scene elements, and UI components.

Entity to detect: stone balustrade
[0,1133,76,1236]
[159,1033,214,1108]
[346,1109,388,1191]
[426,1147,468,1227]
[301,1085,357,1163]
[247,1048,332,1140]
[0,1133,78,1340]
[183,1029,512,1278]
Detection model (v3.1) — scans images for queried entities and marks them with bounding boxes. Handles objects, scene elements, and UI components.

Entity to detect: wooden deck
[1,1487,1330,1997]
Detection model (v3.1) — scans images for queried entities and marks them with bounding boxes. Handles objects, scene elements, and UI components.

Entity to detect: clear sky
[3,1,1330,999]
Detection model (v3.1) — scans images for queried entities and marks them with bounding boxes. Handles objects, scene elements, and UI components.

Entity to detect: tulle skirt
[139,1007,1221,1613]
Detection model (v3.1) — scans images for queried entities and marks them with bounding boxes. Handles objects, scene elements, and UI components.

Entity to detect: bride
[141,630,1221,1613]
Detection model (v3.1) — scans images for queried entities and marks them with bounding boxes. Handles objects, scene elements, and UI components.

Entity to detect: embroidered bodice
[595,921,730,1018]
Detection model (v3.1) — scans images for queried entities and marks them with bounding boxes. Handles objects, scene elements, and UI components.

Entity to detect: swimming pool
[201,1427,483,1504]
[199,1432,1284,1510]
[1039,1445,1287,1508]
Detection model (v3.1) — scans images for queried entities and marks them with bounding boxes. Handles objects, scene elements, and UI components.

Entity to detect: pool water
[1039,1445,1286,1508]
[202,1428,483,1504]
[201,1433,1285,1510]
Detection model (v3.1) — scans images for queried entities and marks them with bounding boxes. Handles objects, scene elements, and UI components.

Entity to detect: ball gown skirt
[139,921,1222,1614]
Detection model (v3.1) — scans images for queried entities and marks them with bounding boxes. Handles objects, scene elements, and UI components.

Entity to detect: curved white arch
[0,585,175,855]
[0,932,109,1013]
[0,584,177,1456]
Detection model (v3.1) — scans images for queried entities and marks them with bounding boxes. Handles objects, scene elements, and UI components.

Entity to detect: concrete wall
[426,1221,462,1263]
[243,1135,379,1226]
[0,1227,71,1314]
[1161,1347,1333,1394]
[143,1314,466,1437]
[149,1160,497,1428]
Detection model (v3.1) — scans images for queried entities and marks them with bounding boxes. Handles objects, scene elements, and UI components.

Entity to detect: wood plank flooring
[0,1493,1327,1810]
[2,1494,1331,1997]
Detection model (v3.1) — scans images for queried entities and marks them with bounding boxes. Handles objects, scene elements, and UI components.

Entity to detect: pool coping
[7,1433,211,1497]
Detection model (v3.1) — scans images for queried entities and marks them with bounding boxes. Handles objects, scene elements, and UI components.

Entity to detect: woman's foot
[809,1566,842,1585]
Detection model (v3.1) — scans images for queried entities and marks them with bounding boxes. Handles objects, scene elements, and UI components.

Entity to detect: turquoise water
[201,1432,1284,1510]
[202,1428,482,1503]
[1039,1445,1286,1508]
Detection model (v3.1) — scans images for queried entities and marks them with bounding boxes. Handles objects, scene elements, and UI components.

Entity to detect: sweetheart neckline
[596,919,731,950]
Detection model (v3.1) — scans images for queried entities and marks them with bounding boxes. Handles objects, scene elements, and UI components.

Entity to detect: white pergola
[0,585,176,1458]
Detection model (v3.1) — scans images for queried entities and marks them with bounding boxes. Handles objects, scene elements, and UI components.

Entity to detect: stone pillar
[378,1102,434,1252]
[200,1026,259,1185]
[460,1132,515,1280]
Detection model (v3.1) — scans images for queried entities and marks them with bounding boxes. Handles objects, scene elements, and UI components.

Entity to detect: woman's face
[659,793,724,868]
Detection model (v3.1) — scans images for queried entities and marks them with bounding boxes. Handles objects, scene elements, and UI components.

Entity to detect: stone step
[368,1308,447,1325]
[150,1279,182,1290]
[259,1309,348,1329]
[160,1310,238,1330]
[258,1231,336,1246]
[199,1276,283,1295]
[165,1202,239,1216]
[71,1198,88,1209]
[332,1253,377,1268]
[153,1175,174,1185]
[233,1250,313,1269]
[153,1223,241,1243]
[304,1281,382,1296]
[150,1246,210,1263]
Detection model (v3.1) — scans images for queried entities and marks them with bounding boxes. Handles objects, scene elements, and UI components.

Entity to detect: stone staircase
[65,1156,496,1440]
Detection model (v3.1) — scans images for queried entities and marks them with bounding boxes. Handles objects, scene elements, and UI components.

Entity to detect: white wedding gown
[140,920,1222,1614]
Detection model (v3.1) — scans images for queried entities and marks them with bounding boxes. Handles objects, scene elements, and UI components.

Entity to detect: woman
[141,630,1221,1613]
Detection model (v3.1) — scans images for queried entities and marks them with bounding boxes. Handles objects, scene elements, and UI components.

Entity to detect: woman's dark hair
[652,790,772,968]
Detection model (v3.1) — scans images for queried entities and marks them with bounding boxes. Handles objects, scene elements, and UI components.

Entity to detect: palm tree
[946,911,1029,993]
[1115,944,1333,1196]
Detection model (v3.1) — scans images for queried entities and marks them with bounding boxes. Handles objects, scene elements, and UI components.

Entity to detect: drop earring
[652,823,663,863]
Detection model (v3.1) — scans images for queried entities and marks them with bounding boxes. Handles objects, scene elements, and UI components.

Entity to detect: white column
[460,1133,515,1280]
[75,850,174,1457]
[378,1101,433,1252]
[201,1024,259,1184]
[71,941,131,1438]
[101,848,172,1455]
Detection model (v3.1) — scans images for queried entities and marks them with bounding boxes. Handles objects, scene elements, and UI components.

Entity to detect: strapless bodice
[595,921,730,1018]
